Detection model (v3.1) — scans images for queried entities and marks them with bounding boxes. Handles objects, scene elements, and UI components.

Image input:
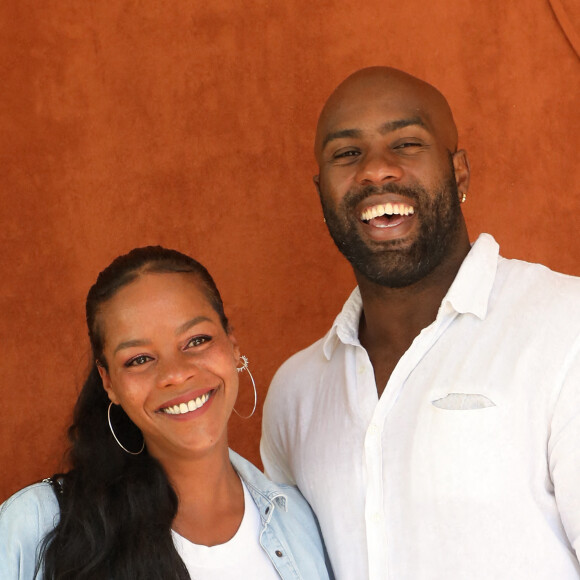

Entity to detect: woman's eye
[186,336,211,349]
[126,355,152,367]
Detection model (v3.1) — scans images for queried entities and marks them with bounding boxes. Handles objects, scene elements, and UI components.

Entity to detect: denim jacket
[230,450,332,579]
[0,449,331,580]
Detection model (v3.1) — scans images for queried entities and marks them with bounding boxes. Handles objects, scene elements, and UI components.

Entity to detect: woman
[0,246,331,580]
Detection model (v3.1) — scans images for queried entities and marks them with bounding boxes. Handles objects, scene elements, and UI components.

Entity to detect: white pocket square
[431,393,496,410]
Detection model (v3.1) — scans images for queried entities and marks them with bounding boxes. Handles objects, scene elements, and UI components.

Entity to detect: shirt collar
[229,449,288,514]
[443,233,499,319]
[322,233,500,360]
[322,287,364,359]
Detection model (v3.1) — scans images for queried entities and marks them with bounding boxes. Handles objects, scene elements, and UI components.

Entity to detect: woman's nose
[157,354,197,388]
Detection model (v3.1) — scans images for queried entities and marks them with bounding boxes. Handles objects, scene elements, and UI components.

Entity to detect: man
[260,67,580,579]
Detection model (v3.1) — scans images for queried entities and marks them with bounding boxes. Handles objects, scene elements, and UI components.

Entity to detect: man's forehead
[315,67,457,155]
[319,115,430,151]
[316,97,439,155]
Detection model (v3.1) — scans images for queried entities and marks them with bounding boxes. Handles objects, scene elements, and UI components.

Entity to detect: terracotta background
[1,0,579,500]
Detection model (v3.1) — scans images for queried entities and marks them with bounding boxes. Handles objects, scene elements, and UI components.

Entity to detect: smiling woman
[0,247,332,580]
[96,270,242,464]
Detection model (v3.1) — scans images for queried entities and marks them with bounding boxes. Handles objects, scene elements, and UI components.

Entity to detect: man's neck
[356,235,471,396]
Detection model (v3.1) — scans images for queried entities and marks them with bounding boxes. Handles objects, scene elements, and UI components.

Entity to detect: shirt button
[368,424,380,436]
[275,550,283,558]
[372,512,382,524]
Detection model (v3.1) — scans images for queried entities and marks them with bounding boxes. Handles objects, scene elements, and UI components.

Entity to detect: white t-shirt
[172,480,280,580]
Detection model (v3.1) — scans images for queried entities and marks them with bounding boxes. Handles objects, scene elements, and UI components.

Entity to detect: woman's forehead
[98,272,214,330]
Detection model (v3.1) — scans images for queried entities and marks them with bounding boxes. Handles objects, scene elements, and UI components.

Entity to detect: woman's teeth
[162,392,210,415]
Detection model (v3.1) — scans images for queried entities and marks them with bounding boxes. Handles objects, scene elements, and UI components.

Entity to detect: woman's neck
[158,445,245,547]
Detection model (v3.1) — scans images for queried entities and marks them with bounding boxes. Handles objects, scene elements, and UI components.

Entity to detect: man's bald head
[312,66,471,289]
[315,67,459,162]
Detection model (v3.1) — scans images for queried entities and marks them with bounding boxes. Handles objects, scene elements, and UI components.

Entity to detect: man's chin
[346,240,444,288]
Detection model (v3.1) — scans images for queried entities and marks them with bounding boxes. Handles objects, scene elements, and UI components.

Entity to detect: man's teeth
[162,393,210,415]
[360,202,415,221]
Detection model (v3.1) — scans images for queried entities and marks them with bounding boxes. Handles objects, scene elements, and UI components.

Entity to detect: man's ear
[452,149,470,201]
[313,174,321,196]
[97,363,119,405]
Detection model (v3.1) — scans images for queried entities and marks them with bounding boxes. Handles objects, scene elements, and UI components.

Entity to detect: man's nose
[355,149,403,185]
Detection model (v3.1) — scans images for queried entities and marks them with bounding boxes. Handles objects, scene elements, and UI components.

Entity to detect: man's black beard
[320,168,463,289]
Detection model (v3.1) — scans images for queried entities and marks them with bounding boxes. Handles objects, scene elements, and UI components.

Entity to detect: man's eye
[394,141,422,149]
[334,149,360,159]
[126,355,152,367]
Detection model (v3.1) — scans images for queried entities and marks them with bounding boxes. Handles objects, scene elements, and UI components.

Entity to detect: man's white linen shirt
[261,233,580,580]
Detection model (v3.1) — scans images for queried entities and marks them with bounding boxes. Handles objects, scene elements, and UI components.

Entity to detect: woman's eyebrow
[112,316,213,354]
[114,339,150,355]
[176,316,212,335]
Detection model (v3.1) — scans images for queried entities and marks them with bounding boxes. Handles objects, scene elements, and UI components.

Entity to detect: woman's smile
[159,389,214,415]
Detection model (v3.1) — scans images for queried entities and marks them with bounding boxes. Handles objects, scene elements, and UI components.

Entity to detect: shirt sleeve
[260,373,296,485]
[549,339,580,562]
[0,484,59,580]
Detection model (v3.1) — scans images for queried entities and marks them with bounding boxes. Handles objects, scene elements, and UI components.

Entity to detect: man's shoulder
[489,256,580,347]
[500,252,579,279]
[271,334,330,387]
[263,331,339,413]
[272,287,362,386]
[498,255,580,303]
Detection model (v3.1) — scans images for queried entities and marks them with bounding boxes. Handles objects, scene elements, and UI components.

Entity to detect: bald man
[261,67,580,579]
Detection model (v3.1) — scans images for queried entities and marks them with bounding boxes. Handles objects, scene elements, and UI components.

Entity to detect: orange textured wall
[1,0,578,500]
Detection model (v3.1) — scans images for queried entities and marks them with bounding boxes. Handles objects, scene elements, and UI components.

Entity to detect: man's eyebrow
[379,117,427,133]
[321,128,362,150]
[321,117,427,150]
[112,316,212,354]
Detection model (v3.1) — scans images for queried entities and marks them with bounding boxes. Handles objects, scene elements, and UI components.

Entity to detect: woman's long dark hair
[38,246,229,579]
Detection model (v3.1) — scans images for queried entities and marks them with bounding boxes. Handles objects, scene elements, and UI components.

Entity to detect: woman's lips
[157,387,216,415]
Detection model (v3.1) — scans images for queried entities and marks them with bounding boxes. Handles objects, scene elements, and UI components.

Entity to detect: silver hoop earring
[234,355,257,419]
[107,402,145,455]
